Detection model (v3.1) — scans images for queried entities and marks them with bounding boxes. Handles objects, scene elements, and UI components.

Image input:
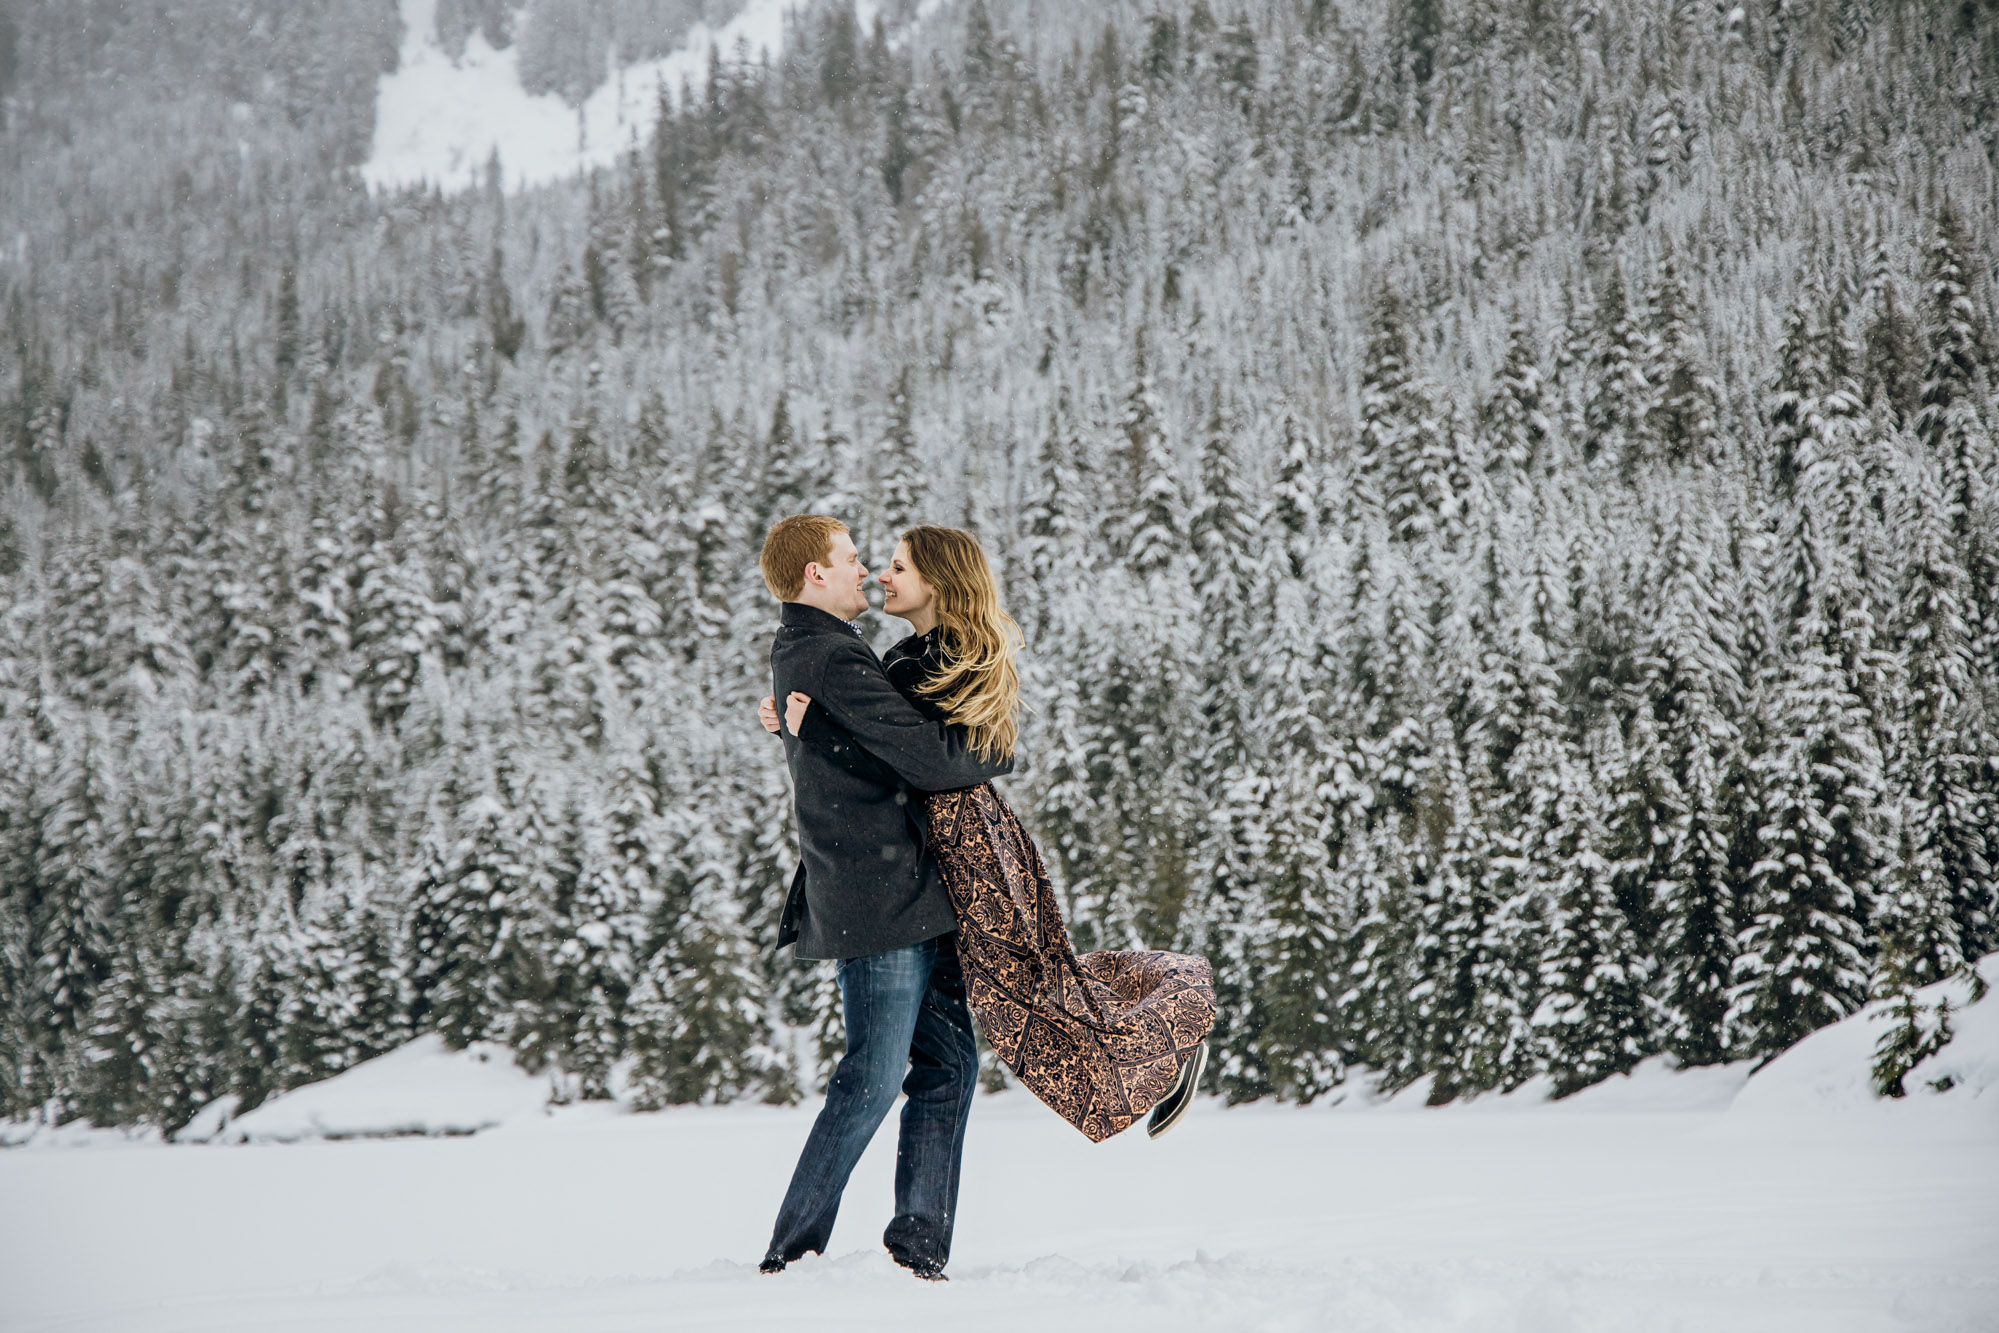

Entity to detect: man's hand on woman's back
[758,693,816,735]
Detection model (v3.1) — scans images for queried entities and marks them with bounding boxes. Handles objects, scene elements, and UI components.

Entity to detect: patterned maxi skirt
[921,783,1216,1143]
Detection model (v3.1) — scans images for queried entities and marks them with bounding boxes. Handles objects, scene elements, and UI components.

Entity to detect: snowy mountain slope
[363,0,801,192]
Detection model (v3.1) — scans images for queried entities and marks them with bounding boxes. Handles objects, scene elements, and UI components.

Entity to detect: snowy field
[4,967,1995,1333]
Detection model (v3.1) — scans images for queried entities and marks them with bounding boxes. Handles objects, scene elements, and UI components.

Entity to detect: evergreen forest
[2,0,1997,1132]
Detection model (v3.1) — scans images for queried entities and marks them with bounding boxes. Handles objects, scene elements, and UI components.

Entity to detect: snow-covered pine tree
[271,893,364,1093]
[54,542,191,715]
[339,884,410,1063]
[1531,728,1654,1096]
[1916,202,1995,551]
[0,880,31,1118]
[212,416,294,699]
[1184,416,1280,1041]
[1860,219,1922,428]
[1331,484,1434,822]
[1913,202,1999,768]
[1017,658,1103,947]
[588,193,643,338]
[407,776,516,1051]
[1582,264,1646,472]
[544,258,591,355]
[484,241,528,363]
[1549,280,1596,468]
[668,486,740,658]
[343,438,444,730]
[79,917,169,1127]
[500,766,581,1074]
[1212,556,1351,1101]
[1061,583,1200,953]
[757,391,813,534]
[28,730,118,1118]
[1110,344,1185,579]
[563,787,639,1087]
[1872,454,1989,1095]
[1729,560,1885,1057]
[560,797,633,1098]
[1640,245,1719,472]
[1268,409,1320,579]
[1870,791,1972,1099]
[1188,390,1263,775]
[1359,284,1449,544]
[1469,524,1589,1093]
[1816,283,1903,636]
[1648,489,1748,1067]
[876,365,925,555]
[1206,850,1268,1101]
[627,825,779,1107]
[230,936,289,1113]
[72,747,192,1127]
[1018,392,1088,640]
[731,757,803,1105]
[1483,313,1550,486]
[1766,294,1827,501]
[1433,400,1482,553]
[164,921,240,1126]
[1334,804,1423,1092]
[778,956,845,1096]
[573,740,666,1092]
[1235,723,1353,1102]
[1410,730,1531,1102]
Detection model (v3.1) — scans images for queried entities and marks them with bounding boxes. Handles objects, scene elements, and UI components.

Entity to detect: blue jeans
[766,933,978,1270]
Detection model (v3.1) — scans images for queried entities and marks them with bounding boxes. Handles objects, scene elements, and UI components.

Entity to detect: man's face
[807,530,870,620]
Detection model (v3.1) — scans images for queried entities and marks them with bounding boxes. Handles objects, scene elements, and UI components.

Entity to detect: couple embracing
[754,516,1217,1281]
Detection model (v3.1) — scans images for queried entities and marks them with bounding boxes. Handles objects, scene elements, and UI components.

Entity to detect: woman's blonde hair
[902,525,1022,763]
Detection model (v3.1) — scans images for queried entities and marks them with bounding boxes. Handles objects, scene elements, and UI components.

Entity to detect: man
[756,514,1011,1282]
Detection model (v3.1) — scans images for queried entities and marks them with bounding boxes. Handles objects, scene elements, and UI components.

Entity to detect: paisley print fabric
[921,783,1216,1143]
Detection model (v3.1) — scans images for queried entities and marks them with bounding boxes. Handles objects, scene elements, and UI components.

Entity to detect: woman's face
[879,540,935,622]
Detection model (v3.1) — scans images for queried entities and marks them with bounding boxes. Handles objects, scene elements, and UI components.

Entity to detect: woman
[761,525,1214,1142]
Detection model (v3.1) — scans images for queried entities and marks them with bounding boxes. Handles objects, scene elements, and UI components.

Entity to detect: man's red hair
[760,514,849,601]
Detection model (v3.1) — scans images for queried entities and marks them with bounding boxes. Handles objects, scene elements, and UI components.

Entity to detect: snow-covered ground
[362,0,798,193]
[4,965,1994,1332]
[361,0,958,194]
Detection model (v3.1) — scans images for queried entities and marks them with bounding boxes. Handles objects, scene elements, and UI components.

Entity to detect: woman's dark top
[882,628,952,721]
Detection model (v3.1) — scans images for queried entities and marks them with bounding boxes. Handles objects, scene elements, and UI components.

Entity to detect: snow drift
[186,1035,553,1144]
[1732,954,1998,1115]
